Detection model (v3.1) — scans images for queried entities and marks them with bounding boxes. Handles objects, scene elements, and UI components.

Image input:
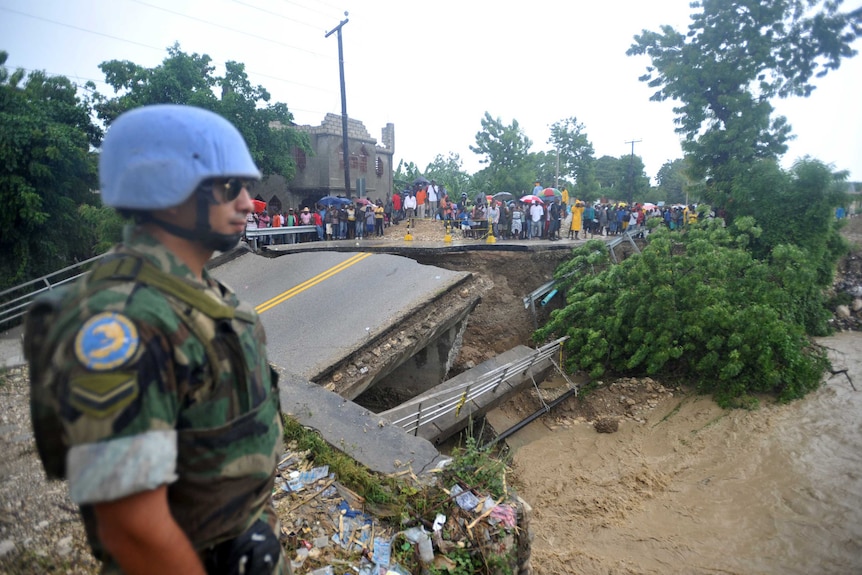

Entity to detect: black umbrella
[319,196,351,207]
[412,176,430,186]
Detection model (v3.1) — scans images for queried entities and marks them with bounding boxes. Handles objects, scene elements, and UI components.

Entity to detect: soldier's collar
[119,225,217,288]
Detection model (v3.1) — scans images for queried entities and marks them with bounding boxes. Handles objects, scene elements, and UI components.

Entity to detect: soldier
[25,105,289,574]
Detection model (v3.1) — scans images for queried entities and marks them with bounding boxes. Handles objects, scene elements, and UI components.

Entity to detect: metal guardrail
[0,254,105,330]
[522,230,642,310]
[244,226,319,250]
[244,225,318,239]
[383,336,569,437]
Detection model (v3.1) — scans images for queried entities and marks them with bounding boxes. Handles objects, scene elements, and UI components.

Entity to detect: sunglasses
[221,178,253,202]
[202,178,254,203]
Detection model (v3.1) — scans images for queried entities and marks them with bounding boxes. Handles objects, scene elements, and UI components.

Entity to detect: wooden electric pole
[326,13,351,198]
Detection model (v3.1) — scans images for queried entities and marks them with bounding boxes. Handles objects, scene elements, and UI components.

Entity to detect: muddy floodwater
[510,332,862,575]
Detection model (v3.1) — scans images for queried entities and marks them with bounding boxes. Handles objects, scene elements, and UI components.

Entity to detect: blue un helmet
[99,104,261,251]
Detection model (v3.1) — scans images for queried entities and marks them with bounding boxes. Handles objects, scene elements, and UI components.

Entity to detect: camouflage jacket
[31,227,284,569]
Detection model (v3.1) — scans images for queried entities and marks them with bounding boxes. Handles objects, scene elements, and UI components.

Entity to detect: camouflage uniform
[35,226,287,574]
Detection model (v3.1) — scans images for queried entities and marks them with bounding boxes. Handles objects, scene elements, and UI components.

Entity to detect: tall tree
[548,117,597,197]
[0,52,102,288]
[594,155,625,196]
[628,0,862,207]
[592,155,649,203]
[94,44,309,180]
[655,158,694,205]
[424,152,472,199]
[469,112,534,193]
[528,150,561,192]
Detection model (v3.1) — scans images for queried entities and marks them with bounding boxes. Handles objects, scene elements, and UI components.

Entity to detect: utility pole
[625,138,642,205]
[326,13,351,198]
[554,148,560,189]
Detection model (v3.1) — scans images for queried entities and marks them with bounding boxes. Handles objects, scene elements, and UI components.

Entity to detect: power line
[279,0,343,21]
[128,0,333,59]
[0,6,165,53]
[229,0,322,30]
[1,6,332,94]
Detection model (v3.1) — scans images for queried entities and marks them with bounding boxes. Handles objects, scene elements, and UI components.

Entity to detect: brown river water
[511,332,862,575]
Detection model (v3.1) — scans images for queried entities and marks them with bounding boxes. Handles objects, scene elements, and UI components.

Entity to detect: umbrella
[520,194,543,204]
[643,202,658,210]
[355,197,373,206]
[541,187,562,198]
[318,196,351,207]
[252,199,267,213]
[493,192,514,201]
[412,176,430,186]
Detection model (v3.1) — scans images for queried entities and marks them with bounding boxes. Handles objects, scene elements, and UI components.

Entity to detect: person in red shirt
[392,192,402,225]
[313,208,324,241]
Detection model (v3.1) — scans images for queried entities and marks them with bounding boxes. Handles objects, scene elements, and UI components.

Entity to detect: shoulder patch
[74,312,140,371]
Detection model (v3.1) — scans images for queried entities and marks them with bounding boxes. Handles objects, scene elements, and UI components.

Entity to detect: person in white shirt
[427,180,440,219]
[487,202,500,237]
[529,202,544,239]
[404,192,417,220]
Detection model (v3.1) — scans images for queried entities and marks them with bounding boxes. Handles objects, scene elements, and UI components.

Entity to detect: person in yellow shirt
[569,200,585,239]
[684,204,698,226]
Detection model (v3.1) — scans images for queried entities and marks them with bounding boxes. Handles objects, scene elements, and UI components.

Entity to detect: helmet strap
[142,188,242,253]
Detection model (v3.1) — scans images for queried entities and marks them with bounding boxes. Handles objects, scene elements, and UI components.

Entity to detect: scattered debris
[272,440,528,574]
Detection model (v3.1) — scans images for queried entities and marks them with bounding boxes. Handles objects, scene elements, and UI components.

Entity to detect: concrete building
[255,114,394,213]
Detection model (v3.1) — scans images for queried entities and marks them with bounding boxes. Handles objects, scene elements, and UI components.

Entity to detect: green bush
[536,219,830,406]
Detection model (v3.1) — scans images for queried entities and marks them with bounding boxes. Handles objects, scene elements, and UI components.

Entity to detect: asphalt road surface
[211,250,470,379]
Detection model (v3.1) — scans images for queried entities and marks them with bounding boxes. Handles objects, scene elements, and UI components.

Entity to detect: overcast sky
[2,0,861,183]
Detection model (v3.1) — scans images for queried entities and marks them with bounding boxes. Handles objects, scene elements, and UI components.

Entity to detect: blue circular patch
[74,312,140,371]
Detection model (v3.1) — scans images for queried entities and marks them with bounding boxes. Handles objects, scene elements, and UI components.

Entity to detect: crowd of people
[246,199,388,244]
[245,177,703,246]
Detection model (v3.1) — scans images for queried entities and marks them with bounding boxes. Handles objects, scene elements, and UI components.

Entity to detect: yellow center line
[254,252,373,314]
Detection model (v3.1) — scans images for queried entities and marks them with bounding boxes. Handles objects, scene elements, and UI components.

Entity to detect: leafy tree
[424,152,472,199]
[593,155,624,198]
[469,112,534,193]
[78,204,128,255]
[94,44,309,180]
[393,159,422,193]
[621,154,651,204]
[592,155,649,203]
[0,52,102,289]
[548,117,598,197]
[536,220,829,406]
[526,150,562,193]
[628,0,862,207]
[655,158,694,205]
[729,158,848,290]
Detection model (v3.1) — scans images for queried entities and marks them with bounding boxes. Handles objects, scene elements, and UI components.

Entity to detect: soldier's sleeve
[60,311,184,506]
